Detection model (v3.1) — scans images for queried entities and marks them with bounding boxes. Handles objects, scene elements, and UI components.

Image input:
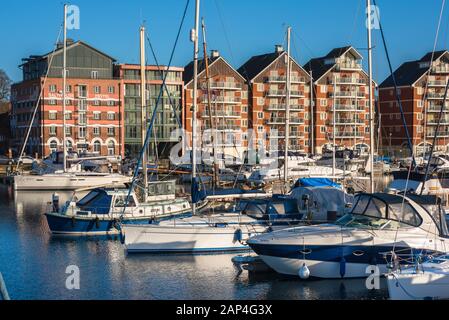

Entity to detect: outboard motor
[52,193,60,213]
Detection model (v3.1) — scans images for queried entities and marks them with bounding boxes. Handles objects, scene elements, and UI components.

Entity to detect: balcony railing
[331,78,366,85]
[427,131,449,137]
[210,82,242,90]
[335,62,362,71]
[266,104,305,111]
[331,132,364,138]
[267,76,306,83]
[266,90,305,97]
[432,66,449,74]
[201,111,240,118]
[428,80,447,87]
[202,125,240,131]
[427,92,446,99]
[267,117,304,125]
[427,105,449,112]
[201,96,241,104]
[427,119,449,125]
[332,119,364,125]
[333,104,365,112]
[330,91,366,98]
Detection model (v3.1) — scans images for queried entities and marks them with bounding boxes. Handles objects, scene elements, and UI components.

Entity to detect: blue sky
[0,0,447,83]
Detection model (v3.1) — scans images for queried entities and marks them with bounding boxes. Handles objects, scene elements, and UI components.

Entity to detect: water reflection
[0,185,388,300]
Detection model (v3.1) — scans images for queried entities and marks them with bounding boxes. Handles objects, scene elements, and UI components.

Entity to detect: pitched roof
[304,46,357,81]
[380,50,449,88]
[237,51,284,81]
[183,56,220,84]
[20,40,116,66]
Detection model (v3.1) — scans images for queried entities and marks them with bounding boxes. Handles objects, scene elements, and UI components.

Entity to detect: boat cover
[295,178,342,189]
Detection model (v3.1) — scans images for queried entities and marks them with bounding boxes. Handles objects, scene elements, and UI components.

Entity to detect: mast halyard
[62,4,68,173]
[140,26,148,200]
[283,27,292,190]
[191,0,200,215]
[201,18,219,188]
[367,0,375,193]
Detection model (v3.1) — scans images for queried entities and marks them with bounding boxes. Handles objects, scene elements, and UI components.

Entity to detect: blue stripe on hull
[249,243,440,265]
[126,247,252,254]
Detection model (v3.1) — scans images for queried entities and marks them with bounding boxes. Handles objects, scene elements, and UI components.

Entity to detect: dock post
[0,272,10,300]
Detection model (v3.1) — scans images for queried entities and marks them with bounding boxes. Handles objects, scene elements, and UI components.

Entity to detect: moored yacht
[248,193,449,279]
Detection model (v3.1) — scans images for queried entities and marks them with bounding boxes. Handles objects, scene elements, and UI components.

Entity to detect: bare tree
[0,69,11,102]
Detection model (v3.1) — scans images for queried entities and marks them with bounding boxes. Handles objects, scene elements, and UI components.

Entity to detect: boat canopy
[349,193,422,227]
[76,189,112,215]
[293,178,342,189]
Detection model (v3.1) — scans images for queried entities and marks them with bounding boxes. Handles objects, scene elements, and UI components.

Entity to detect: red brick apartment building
[379,50,449,156]
[10,40,123,158]
[183,50,249,160]
[305,46,375,154]
[238,45,312,154]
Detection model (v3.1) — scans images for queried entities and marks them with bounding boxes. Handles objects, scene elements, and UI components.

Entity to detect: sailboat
[44,24,195,235]
[13,6,130,191]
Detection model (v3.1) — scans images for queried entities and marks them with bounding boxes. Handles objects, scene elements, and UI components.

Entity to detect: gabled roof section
[237,52,284,81]
[184,55,247,86]
[304,46,362,82]
[380,50,449,88]
[20,40,117,66]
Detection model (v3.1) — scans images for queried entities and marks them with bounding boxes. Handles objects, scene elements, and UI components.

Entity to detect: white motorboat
[13,171,131,191]
[387,254,449,300]
[248,193,449,279]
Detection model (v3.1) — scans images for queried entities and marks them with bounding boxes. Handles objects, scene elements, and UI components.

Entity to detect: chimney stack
[210,50,220,58]
[275,45,284,53]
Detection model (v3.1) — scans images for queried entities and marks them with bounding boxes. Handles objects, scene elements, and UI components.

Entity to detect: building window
[49,126,57,136]
[321,85,327,93]
[107,113,115,120]
[66,140,73,151]
[320,99,327,107]
[66,85,72,93]
[79,127,86,139]
[49,99,57,105]
[94,86,101,94]
[417,113,423,120]
[320,126,326,133]
[93,141,101,153]
[257,83,264,92]
[108,86,115,94]
[49,111,57,120]
[65,127,72,136]
[93,100,100,106]
[257,112,264,119]
[417,126,423,133]
[49,140,58,152]
[107,100,115,106]
[257,97,265,105]
[93,127,100,136]
[65,112,72,120]
[107,141,115,155]
[320,113,327,120]
[91,71,99,79]
[49,85,57,93]
[93,112,101,120]
[107,127,115,136]
[417,100,423,108]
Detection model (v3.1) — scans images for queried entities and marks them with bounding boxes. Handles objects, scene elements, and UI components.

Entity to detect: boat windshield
[335,194,422,229]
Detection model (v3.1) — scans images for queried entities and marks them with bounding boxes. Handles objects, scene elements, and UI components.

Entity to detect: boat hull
[14,174,130,191]
[123,224,265,253]
[387,272,449,300]
[45,213,119,236]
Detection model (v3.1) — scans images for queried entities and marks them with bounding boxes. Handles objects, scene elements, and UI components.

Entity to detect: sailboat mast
[284,27,292,186]
[140,26,148,198]
[367,0,375,193]
[191,0,200,215]
[62,4,68,173]
[201,18,219,188]
[332,75,336,177]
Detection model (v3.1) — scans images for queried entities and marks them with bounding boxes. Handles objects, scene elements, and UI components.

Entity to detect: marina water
[0,184,389,300]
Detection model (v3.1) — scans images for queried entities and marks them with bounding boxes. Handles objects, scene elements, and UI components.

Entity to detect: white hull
[123,220,266,253]
[259,256,388,278]
[14,173,131,191]
[387,272,449,300]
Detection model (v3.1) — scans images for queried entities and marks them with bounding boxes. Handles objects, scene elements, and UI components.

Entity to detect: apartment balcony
[329,118,364,125]
[330,91,366,99]
[333,104,365,112]
[427,105,449,112]
[427,119,449,125]
[267,117,304,125]
[335,62,362,71]
[427,92,449,100]
[331,78,366,85]
[428,80,447,87]
[266,76,306,84]
[210,82,242,90]
[266,90,305,98]
[200,96,241,104]
[427,131,449,138]
[269,132,304,139]
[432,66,449,74]
[266,104,305,111]
[202,125,240,131]
[331,132,364,139]
[201,111,240,118]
